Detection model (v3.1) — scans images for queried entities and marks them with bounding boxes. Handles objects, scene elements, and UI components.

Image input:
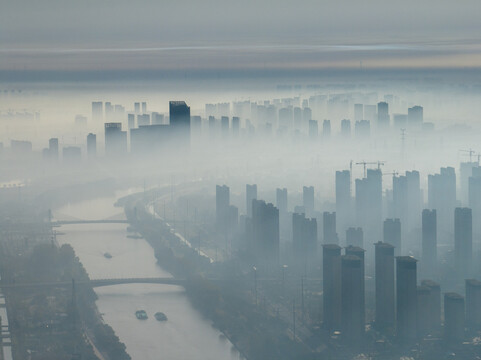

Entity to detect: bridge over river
[0,277,186,289]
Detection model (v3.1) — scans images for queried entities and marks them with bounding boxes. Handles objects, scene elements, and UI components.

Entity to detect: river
[56,190,241,360]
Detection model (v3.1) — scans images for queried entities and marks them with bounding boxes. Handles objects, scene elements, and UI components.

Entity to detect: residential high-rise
[276,188,288,213]
[454,207,472,279]
[341,255,364,346]
[336,170,351,237]
[308,120,318,139]
[323,244,342,333]
[340,119,351,137]
[246,184,257,217]
[104,122,127,156]
[86,133,97,158]
[383,218,401,256]
[303,186,314,215]
[465,279,481,329]
[346,227,363,248]
[377,101,389,129]
[92,101,103,122]
[322,119,331,138]
[346,245,365,327]
[392,171,421,252]
[323,212,337,244]
[416,286,431,337]
[292,213,317,273]
[356,169,382,243]
[354,103,363,121]
[252,200,279,266]
[375,242,395,332]
[422,209,437,276]
[428,167,456,244]
[420,280,441,332]
[407,105,423,127]
[216,185,230,230]
[48,138,59,160]
[396,256,418,342]
[444,293,465,343]
[169,101,191,145]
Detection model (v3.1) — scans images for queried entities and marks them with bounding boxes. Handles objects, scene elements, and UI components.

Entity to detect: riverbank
[123,192,312,360]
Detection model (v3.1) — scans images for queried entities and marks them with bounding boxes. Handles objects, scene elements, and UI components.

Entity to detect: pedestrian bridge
[0,277,186,289]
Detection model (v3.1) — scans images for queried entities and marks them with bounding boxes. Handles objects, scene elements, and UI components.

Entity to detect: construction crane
[460,149,477,163]
[355,161,385,177]
[382,171,399,177]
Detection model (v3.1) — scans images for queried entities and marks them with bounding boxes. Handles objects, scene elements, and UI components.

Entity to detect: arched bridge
[0,277,186,289]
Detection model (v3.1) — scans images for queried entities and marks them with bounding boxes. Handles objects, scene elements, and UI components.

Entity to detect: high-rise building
[169,101,191,145]
[86,133,97,158]
[466,279,481,329]
[322,119,331,138]
[216,185,230,230]
[323,244,342,333]
[141,102,147,113]
[104,122,127,156]
[232,117,240,137]
[336,170,351,237]
[396,256,418,342]
[276,188,288,213]
[377,102,389,129]
[375,242,395,332]
[416,286,431,337]
[252,200,279,266]
[346,227,363,248]
[454,207,472,279]
[303,186,314,215]
[460,161,478,205]
[356,169,382,243]
[428,167,456,244]
[221,116,229,138]
[392,171,421,252]
[384,218,401,255]
[92,101,103,122]
[308,120,318,139]
[354,120,370,138]
[323,212,338,244]
[134,102,140,114]
[422,209,437,276]
[407,105,423,127]
[48,138,59,160]
[341,255,364,346]
[246,184,257,217]
[444,293,465,343]
[420,280,441,332]
[340,119,351,137]
[468,168,481,242]
[127,113,135,129]
[354,104,363,122]
[346,245,365,328]
[292,213,317,272]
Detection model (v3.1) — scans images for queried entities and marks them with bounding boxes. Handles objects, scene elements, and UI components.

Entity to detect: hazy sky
[2,0,481,73]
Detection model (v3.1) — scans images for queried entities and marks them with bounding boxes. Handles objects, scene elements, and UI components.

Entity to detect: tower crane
[355,161,386,177]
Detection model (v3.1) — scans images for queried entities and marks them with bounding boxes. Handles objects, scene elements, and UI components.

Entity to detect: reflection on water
[56,193,240,360]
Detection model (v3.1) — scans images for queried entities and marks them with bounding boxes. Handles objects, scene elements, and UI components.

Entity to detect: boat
[127,234,143,239]
[154,312,167,321]
[135,310,148,320]
[103,252,112,259]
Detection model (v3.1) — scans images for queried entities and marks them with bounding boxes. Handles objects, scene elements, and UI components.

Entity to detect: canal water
[56,191,240,360]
